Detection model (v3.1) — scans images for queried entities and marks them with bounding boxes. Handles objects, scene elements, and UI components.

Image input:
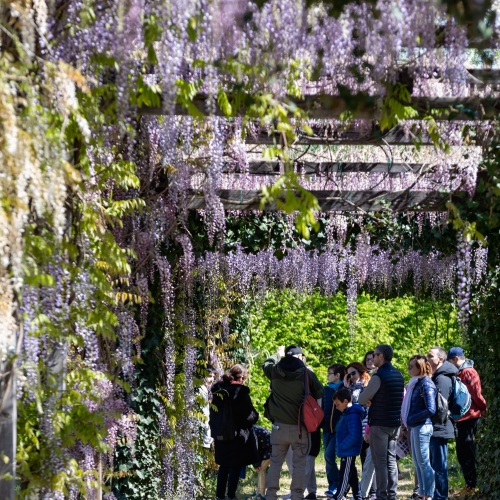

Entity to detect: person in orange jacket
[447,347,487,496]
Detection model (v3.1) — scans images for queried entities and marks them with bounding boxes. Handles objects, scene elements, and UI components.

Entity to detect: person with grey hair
[358,345,404,500]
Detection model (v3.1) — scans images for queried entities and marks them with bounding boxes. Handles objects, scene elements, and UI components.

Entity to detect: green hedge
[469,270,500,496]
[246,290,461,422]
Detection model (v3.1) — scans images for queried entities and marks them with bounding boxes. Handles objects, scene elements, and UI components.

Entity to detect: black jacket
[368,362,404,427]
[209,382,260,467]
[431,361,459,439]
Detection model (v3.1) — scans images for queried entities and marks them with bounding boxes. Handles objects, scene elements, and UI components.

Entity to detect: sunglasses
[346,369,357,377]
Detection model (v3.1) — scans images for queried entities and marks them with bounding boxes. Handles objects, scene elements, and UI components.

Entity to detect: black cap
[285,345,303,356]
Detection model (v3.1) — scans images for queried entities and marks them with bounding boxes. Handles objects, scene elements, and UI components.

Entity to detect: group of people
[205,344,486,500]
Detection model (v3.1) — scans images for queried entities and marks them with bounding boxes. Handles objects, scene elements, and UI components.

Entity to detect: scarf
[401,376,419,428]
[327,382,343,390]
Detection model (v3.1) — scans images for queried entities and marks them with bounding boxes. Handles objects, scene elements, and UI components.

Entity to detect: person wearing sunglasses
[322,364,346,498]
[401,355,437,500]
[344,362,371,403]
[358,345,404,500]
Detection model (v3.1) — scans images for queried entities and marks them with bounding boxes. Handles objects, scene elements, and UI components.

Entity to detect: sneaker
[324,490,336,498]
[304,494,317,499]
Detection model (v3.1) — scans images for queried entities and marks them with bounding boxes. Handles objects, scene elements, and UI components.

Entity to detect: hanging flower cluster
[3,0,498,497]
[196,239,488,335]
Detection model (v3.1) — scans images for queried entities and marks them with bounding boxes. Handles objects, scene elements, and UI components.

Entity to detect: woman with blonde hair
[210,364,260,500]
[402,355,437,500]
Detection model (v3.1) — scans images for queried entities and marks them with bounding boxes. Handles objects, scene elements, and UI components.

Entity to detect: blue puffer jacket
[407,376,437,428]
[335,403,365,457]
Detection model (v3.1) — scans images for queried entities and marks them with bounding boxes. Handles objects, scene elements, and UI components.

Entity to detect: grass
[201,442,465,499]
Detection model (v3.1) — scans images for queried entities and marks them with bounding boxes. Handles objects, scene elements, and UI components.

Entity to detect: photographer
[262,345,324,500]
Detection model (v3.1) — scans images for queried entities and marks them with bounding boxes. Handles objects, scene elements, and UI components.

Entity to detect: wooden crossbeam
[141,94,500,120]
[467,69,500,85]
[227,161,444,175]
[245,125,430,145]
[187,189,456,211]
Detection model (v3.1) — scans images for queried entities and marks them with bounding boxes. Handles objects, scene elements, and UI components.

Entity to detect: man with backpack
[447,347,487,496]
[262,345,324,500]
[427,346,459,500]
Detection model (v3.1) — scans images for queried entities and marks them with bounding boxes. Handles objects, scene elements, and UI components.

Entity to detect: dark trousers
[324,430,339,491]
[333,456,361,500]
[456,418,480,488]
[216,465,241,499]
[429,436,448,500]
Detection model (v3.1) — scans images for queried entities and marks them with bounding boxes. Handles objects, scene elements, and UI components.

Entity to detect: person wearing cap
[262,345,324,500]
[447,347,487,495]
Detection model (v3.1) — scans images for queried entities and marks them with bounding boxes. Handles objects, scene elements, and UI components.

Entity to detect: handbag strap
[298,366,310,438]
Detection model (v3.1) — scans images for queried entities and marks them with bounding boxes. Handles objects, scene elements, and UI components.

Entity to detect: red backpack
[299,368,324,436]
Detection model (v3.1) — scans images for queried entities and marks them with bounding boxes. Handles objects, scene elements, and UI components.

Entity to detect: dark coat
[322,383,344,432]
[335,403,365,457]
[431,361,458,439]
[407,376,436,428]
[209,382,260,467]
[309,428,321,457]
[369,362,404,427]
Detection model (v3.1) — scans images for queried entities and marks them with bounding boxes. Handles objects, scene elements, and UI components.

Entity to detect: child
[253,425,272,499]
[323,363,345,497]
[331,387,365,500]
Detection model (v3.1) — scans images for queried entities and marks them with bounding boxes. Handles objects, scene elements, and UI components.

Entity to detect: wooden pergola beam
[141,94,500,120]
[228,161,449,175]
[244,124,429,145]
[188,189,456,211]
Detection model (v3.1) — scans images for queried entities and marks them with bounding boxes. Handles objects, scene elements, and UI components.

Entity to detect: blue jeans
[410,424,434,497]
[324,430,339,490]
[429,436,448,500]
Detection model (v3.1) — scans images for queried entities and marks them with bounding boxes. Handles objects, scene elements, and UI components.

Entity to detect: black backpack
[432,387,449,425]
[212,387,238,441]
[421,380,448,425]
